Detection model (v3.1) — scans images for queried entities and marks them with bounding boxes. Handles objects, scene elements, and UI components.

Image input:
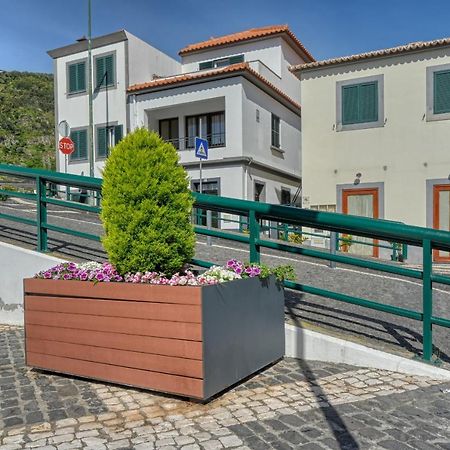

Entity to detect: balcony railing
[162,133,226,151]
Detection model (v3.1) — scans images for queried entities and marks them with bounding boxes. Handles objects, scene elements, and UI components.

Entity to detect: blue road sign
[195,137,209,160]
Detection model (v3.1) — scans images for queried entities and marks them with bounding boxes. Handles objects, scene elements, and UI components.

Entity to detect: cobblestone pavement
[1,326,450,449]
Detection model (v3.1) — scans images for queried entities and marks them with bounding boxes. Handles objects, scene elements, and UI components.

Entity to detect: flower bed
[36,259,293,286]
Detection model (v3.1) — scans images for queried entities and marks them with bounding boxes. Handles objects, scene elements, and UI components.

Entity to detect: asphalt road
[1,198,450,366]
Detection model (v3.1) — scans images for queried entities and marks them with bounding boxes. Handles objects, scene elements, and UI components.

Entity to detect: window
[95,53,115,89]
[159,118,179,149]
[433,69,450,114]
[254,182,265,202]
[199,54,244,70]
[281,188,291,205]
[342,82,378,125]
[96,125,123,159]
[68,61,86,94]
[336,75,384,130]
[271,114,280,148]
[185,112,225,148]
[69,129,88,161]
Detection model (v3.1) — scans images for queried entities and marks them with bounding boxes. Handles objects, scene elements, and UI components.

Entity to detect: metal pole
[329,232,337,268]
[422,239,433,361]
[199,159,202,194]
[87,0,94,178]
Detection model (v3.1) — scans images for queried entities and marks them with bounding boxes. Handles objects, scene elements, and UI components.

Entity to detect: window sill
[336,120,384,132]
[271,145,285,154]
[68,159,88,164]
[426,112,450,122]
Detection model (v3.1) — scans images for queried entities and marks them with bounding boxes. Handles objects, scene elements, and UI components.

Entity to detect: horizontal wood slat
[27,339,203,379]
[25,296,201,323]
[27,352,203,399]
[26,325,203,360]
[26,311,202,341]
[24,279,202,305]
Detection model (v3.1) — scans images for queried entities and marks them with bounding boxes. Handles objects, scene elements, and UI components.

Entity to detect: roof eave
[128,69,301,116]
[47,30,128,59]
[179,31,314,63]
[290,41,450,74]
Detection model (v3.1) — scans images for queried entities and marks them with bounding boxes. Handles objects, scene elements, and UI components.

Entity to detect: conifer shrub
[100,128,196,275]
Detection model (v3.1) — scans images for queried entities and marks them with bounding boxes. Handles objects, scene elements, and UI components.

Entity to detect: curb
[285,323,450,380]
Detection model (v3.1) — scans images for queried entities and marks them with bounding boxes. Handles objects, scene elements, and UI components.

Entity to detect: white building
[48,26,315,211]
[48,30,180,178]
[292,38,450,261]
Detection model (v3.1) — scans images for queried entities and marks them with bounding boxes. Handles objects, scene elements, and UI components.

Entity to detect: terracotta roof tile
[127,63,301,111]
[179,25,314,62]
[291,37,450,72]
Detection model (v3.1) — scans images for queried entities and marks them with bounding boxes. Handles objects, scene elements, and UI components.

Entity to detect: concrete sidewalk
[1,326,450,449]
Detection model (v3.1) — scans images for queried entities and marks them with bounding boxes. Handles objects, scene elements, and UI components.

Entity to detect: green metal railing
[1,163,450,363]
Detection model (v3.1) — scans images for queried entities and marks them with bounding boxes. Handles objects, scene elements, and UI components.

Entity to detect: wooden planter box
[24,276,285,400]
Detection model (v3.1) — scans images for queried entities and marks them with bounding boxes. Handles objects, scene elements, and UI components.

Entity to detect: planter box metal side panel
[202,276,285,399]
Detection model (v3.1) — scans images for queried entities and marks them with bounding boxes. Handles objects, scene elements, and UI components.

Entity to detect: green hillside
[0,71,55,169]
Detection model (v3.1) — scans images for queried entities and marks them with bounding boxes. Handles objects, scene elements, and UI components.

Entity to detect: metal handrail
[1,163,450,363]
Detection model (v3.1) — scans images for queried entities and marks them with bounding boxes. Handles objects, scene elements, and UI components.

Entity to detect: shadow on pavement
[286,303,360,449]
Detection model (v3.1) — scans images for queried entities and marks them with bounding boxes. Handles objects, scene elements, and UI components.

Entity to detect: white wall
[132,78,244,163]
[181,37,283,77]
[127,33,181,85]
[0,242,65,325]
[241,79,301,178]
[300,48,450,227]
[55,40,128,178]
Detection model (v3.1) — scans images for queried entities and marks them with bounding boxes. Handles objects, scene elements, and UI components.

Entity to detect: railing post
[422,239,433,361]
[206,210,212,246]
[329,232,337,269]
[36,176,48,252]
[249,209,260,264]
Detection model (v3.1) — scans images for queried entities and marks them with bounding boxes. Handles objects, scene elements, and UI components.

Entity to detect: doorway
[192,179,220,228]
[342,187,379,257]
[433,184,450,262]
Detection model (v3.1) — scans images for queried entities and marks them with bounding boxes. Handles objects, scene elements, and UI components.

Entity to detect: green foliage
[257,264,296,282]
[0,71,55,169]
[100,128,196,275]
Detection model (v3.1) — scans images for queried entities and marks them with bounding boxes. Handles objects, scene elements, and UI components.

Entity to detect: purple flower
[96,273,105,281]
[63,273,72,280]
[79,272,88,281]
[43,271,52,279]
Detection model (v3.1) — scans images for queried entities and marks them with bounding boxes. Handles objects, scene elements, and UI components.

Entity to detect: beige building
[292,38,450,262]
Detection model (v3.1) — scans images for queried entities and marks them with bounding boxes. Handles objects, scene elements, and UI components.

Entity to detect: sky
[1,0,449,74]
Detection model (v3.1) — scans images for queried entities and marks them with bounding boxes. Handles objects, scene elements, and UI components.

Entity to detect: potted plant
[339,234,353,252]
[24,129,293,401]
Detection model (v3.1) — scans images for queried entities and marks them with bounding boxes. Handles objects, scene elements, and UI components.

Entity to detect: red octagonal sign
[59,137,75,155]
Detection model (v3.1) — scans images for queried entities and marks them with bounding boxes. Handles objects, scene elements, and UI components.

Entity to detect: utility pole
[87,0,94,178]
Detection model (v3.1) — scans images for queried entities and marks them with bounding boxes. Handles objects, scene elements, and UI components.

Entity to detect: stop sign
[59,137,75,155]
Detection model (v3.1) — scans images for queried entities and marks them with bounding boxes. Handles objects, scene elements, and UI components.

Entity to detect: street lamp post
[87,0,94,179]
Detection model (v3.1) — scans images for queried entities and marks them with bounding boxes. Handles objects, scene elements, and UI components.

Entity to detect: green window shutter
[105,54,115,86]
[114,125,123,145]
[77,62,86,92]
[97,127,108,158]
[229,55,244,64]
[69,131,78,159]
[199,61,213,70]
[68,64,77,93]
[434,70,450,114]
[342,85,359,125]
[359,82,378,122]
[78,129,87,159]
[69,62,86,93]
[96,57,106,88]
